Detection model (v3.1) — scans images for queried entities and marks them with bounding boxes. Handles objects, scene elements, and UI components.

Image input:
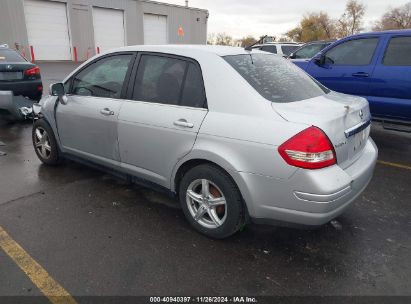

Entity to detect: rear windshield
[0,49,26,62]
[224,54,328,103]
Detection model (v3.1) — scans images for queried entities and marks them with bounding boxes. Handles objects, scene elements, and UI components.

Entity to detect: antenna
[245,35,267,51]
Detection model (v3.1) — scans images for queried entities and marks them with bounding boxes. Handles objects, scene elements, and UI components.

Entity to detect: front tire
[32,119,61,166]
[179,164,245,239]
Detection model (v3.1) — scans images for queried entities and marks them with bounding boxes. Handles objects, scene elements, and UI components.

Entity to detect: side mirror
[50,83,68,105]
[313,53,325,66]
[289,53,296,59]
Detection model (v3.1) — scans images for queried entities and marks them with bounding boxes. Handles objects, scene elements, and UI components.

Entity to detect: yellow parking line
[378,160,411,171]
[0,226,77,304]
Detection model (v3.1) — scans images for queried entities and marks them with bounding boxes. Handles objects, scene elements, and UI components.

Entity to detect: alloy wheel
[34,127,52,160]
[186,179,227,229]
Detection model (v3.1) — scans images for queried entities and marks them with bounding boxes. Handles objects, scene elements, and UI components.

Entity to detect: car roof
[256,42,300,46]
[104,44,267,57]
[348,29,411,38]
[265,42,300,44]
[304,40,337,44]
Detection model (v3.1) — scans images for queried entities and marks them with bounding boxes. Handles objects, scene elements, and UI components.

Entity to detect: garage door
[24,0,71,61]
[93,7,125,52]
[144,14,168,45]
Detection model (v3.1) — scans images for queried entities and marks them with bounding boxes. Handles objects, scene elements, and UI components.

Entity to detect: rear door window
[132,54,206,108]
[324,38,379,65]
[383,36,411,66]
[133,55,186,105]
[224,54,328,103]
[181,63,207,108]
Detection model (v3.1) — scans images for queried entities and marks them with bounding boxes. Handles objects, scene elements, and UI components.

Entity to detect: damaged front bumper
[0,91,36,121]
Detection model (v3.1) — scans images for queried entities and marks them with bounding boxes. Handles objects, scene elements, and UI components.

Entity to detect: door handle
[173,119,194,128]
[100,108,115,116]
[352,72,369,78]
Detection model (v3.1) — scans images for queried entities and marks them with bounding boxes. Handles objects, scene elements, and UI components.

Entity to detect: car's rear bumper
[240,138,378,226]
[0,79,42,98]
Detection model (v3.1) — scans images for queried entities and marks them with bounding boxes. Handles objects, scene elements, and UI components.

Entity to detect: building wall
[0,0,208,62]
[139,1,208,45]
[0,0,30,54]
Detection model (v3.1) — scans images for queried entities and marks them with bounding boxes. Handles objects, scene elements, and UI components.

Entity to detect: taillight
[278,126,336,170]
[25,66,40,76]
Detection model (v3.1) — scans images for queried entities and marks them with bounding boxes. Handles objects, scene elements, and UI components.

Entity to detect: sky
[160,0,410,39]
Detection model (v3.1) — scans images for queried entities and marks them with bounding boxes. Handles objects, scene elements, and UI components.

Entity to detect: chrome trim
[344,120,371,138]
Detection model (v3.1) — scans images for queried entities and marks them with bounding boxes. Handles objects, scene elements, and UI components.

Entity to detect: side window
[295,44,323,59]
[281,45,299,56]
[71,54,133,98]
[260,45,277,54]
[63,79,72,94]
[325,38,379,65]
[383,37,411,66]
[181,63,206,108]
[133,55,187,106]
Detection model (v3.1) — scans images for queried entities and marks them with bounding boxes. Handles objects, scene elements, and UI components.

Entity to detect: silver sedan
[32,45,378,238]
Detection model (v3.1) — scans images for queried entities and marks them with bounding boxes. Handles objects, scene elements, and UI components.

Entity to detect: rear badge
[335,141,347,149]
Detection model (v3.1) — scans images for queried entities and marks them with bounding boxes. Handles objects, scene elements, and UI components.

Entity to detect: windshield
[224,54,328,103]
[281,45,299,55]
[0,49,26,62]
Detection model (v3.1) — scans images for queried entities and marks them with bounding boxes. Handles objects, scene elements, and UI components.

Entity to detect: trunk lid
[272,92,371,169]
[0,62,36,82]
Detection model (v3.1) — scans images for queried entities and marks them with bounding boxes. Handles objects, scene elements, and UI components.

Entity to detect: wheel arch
[171,152,255,217]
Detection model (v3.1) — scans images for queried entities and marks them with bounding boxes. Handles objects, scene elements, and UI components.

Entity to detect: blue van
[293,30,411,131]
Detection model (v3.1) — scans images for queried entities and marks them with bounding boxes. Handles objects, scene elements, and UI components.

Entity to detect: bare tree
[277,37,292,42]
[337,0,366,37]
[286,27,303,42]
[214,32,233,46]
[317,12,336,39]
[207,33,216,45]
[373,2,411,31]
[240,35,257,47]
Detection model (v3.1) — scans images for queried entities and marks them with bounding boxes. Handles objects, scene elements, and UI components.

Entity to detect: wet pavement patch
[0,123,410,296]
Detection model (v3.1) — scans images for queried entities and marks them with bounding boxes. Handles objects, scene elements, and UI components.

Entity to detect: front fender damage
[0,91,36,121]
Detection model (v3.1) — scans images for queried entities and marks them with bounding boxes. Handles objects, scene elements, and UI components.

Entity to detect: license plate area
[0,72,23,81]
[353,125,370,152]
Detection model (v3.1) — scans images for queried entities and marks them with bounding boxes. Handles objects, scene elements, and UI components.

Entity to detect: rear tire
[32,119,61,166]
[179,164,245,239]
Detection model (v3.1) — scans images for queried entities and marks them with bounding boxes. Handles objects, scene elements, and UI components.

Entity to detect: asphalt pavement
[0,119,410,300]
